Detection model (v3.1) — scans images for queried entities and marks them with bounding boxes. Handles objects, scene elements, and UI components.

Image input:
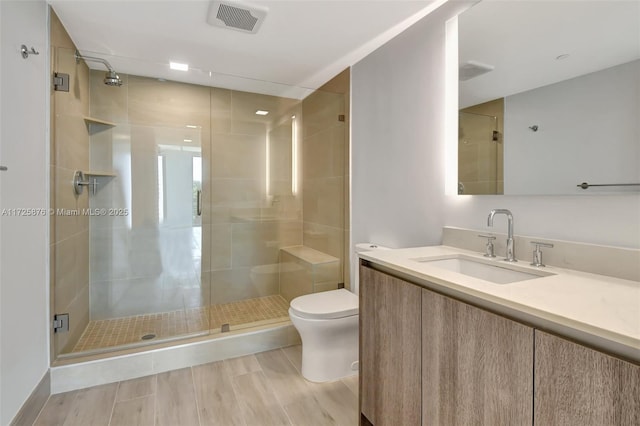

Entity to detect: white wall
[351,0,471,249]
[351,0,640,291]
[0,1,50,425]
[351,1,474,291]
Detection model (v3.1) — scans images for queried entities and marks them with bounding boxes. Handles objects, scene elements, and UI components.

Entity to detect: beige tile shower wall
[50,11,91,358]
[279,247,340,302]
[209,89,302,304]
[459,98,504,195]
[279,251,312,303]
[301,69,350,289]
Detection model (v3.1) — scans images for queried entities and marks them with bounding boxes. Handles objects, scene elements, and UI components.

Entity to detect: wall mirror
[458,0,639,195]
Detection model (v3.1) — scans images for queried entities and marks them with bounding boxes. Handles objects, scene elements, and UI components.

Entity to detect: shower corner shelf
[83,116,116,134]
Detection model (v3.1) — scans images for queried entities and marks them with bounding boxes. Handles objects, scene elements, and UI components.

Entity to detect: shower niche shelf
[73,170,116,195]
[85,171,116,177]
[84,116,116,134]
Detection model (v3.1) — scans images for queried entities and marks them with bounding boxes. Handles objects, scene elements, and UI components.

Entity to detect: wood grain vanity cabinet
[422,289,533,425]
[534,331,640,425]
[359,264,422,426]
[359,262,640,426]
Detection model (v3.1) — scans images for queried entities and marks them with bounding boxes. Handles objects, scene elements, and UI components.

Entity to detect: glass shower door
[82,74,211,352]
[458,111,501,195]
[51,46,213,357]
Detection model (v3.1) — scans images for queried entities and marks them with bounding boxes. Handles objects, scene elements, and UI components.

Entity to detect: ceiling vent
[459,60,494,81]
[207,0,268,34]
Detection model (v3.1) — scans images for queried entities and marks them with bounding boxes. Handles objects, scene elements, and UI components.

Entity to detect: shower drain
[141,334,156,340]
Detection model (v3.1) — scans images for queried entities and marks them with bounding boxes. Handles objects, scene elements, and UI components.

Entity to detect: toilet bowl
[289,288,359,382]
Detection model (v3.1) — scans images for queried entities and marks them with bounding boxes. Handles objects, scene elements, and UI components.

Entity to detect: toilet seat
[289,289,358,320]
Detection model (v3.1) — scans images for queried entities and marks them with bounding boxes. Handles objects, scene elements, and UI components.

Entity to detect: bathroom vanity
[358,246,640,426]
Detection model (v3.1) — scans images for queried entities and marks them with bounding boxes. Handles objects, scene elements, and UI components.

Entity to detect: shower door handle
[196,190,202,216]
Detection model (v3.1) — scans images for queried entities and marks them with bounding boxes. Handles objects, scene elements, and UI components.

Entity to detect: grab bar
[577,182,640,189]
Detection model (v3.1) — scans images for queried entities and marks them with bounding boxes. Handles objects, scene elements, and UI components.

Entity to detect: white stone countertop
[359,245,640,363]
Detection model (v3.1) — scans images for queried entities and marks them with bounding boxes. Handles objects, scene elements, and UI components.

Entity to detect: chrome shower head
[104,70,123,86]
[75,50,122,87]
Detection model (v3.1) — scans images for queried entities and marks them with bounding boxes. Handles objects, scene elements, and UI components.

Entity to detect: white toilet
[288,243,389,382]
[289,288,359,382]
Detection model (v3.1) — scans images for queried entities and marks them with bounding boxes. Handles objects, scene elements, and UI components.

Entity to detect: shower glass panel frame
[51,48,348,361]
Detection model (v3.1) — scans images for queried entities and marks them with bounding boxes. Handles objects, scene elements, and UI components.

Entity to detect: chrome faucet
[487,209,517,262]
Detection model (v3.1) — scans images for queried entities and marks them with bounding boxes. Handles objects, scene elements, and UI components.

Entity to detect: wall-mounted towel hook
[21,44,40,59]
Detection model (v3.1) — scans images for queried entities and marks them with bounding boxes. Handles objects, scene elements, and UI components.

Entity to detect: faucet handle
[530,241,554,267]
[478,234,496,258]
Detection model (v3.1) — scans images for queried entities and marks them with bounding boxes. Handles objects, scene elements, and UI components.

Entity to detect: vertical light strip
[291,115,298,195]
[157,155,164,224]
[444,15,459,196]
[265,133,270,196]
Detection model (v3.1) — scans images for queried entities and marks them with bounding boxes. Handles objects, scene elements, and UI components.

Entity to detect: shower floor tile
[209,294,290,331]
[71,295,290,353]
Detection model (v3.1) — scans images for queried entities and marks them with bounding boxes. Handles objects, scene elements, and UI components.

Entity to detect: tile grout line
[228,370,250,426]
[52,391,79,426]
[221,355,250,426]
[153,375,158,426]
[29,393,53,426]
[106,381,120,426]
[256,349,301,426]
[190,367,203,426]
[272,350,298,426]
[281,346,301,375]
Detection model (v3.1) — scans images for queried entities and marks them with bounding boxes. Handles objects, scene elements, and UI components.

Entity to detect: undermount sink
[413,255,553,284]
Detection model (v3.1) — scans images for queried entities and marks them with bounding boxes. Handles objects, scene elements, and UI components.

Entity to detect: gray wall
[504,60,639,195]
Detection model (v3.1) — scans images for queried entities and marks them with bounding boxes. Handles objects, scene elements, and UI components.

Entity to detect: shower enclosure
[458,98,504,195]
[50,43,349,361]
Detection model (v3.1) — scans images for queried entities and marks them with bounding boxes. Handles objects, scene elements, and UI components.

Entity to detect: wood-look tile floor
[33,345,359,426]
[72,296,290,353]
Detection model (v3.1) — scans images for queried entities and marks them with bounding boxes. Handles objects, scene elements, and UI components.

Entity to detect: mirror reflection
[458,1,640,195]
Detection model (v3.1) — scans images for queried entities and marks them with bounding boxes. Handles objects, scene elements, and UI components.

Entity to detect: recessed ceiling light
[186,125,198,129]
[183,139,192,143]
[170,62,189,71]
[255,110,269,116]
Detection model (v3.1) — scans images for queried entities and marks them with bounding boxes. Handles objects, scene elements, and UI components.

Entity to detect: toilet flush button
[351,361,359,371]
